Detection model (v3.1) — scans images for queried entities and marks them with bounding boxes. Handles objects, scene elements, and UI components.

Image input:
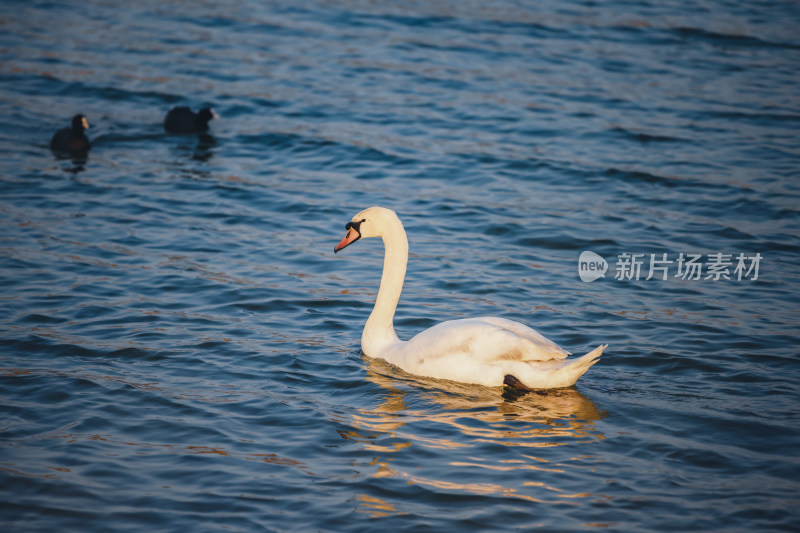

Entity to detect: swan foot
[503,374,537,391]
[502,374,547,400]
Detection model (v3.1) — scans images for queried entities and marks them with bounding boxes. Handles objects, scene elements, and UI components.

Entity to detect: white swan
[334,207,607,390]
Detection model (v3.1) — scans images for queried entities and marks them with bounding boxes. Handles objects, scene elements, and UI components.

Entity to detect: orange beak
[334,227,360,253]
[81,117,90,129]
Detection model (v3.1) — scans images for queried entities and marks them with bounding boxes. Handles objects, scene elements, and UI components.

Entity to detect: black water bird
[50,114,90,154]
[164,106,217,133]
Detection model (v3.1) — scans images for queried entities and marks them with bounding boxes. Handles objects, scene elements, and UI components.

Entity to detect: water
[1,0,799,531]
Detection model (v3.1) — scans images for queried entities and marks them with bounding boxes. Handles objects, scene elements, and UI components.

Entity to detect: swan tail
[504,344,607,390]
[569,343,607,374]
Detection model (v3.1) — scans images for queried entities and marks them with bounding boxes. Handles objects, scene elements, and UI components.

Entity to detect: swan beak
[81,117,90,129]
[334,227,360,253]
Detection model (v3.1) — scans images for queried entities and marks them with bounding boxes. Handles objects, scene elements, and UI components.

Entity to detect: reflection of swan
[334,207,608,390]
[346,358,608,512]
[340,355,605,474]
[362,356,606,435]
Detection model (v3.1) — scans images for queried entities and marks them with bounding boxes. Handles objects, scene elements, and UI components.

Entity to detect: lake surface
[1,0,799,531]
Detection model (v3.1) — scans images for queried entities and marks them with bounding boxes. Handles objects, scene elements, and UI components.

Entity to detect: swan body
[334,207,607,389]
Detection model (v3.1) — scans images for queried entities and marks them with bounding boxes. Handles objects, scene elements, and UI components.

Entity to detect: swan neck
[362,219,408,355]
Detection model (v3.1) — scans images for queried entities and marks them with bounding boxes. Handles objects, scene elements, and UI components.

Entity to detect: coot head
[72,114,90,132]
[50,114,91,154]
[197,108,216,124]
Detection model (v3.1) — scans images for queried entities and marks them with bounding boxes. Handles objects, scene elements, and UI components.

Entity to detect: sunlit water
[1,1,799,531]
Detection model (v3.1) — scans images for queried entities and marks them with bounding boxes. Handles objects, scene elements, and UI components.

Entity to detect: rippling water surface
[2,0,799,531]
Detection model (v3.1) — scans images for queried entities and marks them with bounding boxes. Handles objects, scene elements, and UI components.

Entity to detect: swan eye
[345,220,364,234]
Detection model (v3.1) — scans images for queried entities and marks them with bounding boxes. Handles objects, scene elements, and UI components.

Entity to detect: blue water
[2,1,799,531]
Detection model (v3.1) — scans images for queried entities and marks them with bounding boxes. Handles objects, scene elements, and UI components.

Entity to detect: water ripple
[1,0,799,531]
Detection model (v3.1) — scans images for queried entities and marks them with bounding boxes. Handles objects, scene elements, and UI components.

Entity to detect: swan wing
[398,317,568,368]
[474,316,570,357]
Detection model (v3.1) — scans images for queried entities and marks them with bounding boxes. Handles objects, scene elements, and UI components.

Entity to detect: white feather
[336,207,607,389]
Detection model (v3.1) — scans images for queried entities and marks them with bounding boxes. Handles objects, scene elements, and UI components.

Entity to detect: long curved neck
[362,217,408,356]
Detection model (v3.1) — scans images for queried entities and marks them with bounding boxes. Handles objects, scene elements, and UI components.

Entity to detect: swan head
[334,206,400,253]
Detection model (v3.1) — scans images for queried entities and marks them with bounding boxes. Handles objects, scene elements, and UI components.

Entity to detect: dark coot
[164,106,217,133]
[50,114,90,154]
